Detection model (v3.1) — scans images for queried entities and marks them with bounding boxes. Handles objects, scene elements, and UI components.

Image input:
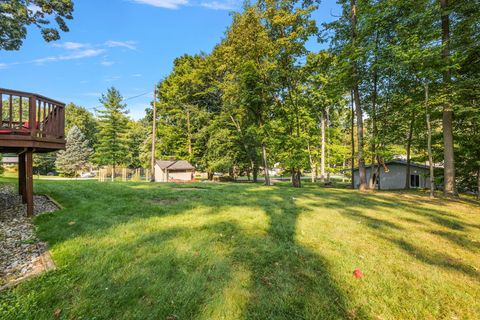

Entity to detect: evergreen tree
[56,126,92,177]
[65,103,98,148]
[94,87,129,178]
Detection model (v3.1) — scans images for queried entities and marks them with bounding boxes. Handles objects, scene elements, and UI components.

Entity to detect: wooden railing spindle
[9,94,13,128]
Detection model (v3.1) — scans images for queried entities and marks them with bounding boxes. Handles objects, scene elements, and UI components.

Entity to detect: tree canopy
[0,0,74,50]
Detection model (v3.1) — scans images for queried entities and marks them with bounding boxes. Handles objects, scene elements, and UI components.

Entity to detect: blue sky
[0,0,341,120]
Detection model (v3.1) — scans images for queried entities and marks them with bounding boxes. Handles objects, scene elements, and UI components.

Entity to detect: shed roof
[352,160,439,172]
[155,159,195,171]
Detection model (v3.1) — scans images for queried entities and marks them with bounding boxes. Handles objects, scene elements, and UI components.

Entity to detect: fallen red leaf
[353,268,363,279]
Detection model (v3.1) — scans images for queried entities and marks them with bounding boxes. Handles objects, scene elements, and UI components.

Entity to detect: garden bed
[0,185,58,289]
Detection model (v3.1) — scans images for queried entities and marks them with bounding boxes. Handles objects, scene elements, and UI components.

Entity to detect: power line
[122,91,152,102]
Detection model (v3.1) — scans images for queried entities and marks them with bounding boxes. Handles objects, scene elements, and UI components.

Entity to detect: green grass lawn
[1,177,479,319]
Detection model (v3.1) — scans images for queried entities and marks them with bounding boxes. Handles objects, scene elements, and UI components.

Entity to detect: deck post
[29,95,37,138]
[25,150,34,217]
[18,152,26,202]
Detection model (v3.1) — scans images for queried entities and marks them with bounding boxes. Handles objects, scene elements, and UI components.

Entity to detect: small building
[352,160,433,190]
[154,159,195,182]
[1,154,19,167]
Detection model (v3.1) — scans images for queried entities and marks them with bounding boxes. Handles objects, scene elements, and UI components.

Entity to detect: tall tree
[94,87,129,179]
[0,0,74,50]
[439,0,456,196]
[349,0,367,190]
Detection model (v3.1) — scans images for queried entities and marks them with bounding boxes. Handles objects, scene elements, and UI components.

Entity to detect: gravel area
[0,184,59,286]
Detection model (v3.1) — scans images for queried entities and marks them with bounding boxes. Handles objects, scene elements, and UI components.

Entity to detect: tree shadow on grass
[2,179,479,319]
[1,180,357,319]
[429,230,480,253]
[381,236,480,281]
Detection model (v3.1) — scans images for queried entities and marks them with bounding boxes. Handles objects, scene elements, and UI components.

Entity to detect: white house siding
[169,171,193,181]
[154,165,193,182]
[353,164,430,190]
[154,166,168,182]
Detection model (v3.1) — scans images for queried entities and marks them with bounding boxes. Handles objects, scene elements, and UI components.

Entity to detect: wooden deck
[1,88,66,216]
[0,88,65,152]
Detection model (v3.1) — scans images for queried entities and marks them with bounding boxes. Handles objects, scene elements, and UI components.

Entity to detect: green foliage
[94,87,129,168]
[0,0,74,51]
[33,153,57,175]
[65,103,98,148]
[56,126,92,177]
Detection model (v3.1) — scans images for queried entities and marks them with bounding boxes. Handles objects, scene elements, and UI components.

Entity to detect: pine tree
[94,87,129,180]
[56,126,93,177]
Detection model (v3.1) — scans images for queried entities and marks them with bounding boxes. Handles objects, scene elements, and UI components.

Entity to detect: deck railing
[0,88,65,141]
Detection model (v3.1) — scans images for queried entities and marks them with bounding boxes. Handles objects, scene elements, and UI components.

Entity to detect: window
[410,174,420,188]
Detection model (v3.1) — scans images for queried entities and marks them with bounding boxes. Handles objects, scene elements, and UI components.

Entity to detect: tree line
[146,0,479,196]
[5,0,478,198]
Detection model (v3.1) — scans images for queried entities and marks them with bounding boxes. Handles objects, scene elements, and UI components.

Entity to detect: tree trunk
[351,0,367,191]
[326,107,331,183]
[440,0,456,196]
[208,172,213,181]
[186,108,193,158]
[262,143,271,186]
[308,142,316,183]
[253,163,258,183]
[368,37,379,190]
[425,82,435,198]
[320,110,326,183]
[112,165,115,182]
[477,168,480,200]
[405,112,416,189]
[292,168,301,188]
[350,90,355,188]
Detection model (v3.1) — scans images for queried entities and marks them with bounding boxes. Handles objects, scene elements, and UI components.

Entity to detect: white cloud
[131,0,188,9]
[132,74,142,77]
[105,40,137,50]
[6,40,136,68]
[104,75,121,82]
[201,1,236,10]
[101,60,115,66]
[32,49,105,64]
[53,42,90,50]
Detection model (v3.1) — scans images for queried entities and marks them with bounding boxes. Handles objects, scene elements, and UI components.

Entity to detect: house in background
[352,160,433,190]
[154,159,195,182]
[1,154,19,168]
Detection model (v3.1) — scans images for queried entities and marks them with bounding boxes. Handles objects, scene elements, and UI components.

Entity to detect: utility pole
[150,84,157,182]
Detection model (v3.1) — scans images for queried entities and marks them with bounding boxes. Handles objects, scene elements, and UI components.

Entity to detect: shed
[352,160,434,190]
[154,159,195,182]
[1,155,19,166]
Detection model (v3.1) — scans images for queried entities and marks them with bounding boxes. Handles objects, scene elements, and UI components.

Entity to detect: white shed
[352,160,433,190]
[154,159,195,182]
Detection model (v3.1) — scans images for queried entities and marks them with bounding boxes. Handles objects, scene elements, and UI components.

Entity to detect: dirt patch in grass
[150,198,180,205]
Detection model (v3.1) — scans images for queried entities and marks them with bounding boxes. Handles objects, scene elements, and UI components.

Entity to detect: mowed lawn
[1,178,480,320]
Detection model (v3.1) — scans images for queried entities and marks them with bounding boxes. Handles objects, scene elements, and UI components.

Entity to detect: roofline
[155,159,195,170]
[350,160,439,172]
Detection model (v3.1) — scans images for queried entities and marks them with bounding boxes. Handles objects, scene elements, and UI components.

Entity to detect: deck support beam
[25,150,34,217]
[18,152,26,203]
